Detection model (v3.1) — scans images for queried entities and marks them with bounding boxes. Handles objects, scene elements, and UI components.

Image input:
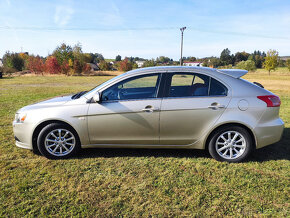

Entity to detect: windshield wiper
[71,91,88,99]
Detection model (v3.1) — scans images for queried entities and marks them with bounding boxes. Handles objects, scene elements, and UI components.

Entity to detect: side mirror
[92,92,101,103]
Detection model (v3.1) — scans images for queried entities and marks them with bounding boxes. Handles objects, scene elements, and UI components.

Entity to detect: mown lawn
[0,70,289,217]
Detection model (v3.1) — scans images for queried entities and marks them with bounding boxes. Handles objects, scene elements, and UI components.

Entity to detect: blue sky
[0,0,290,60]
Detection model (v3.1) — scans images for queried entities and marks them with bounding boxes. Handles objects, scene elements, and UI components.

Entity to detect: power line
[0,25,289,40]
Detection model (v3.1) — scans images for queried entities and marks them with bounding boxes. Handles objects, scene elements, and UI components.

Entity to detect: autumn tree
[264,49,279,75]
[45,56,61,74]
[118,58,133,71]
[73,59,83,75]
[27,56,45,74]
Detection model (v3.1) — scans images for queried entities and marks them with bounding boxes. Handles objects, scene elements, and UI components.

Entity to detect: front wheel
[37,123,80,159]
[208,126,253,163]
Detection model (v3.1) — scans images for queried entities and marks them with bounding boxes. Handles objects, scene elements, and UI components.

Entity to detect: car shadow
[74,128,289,162]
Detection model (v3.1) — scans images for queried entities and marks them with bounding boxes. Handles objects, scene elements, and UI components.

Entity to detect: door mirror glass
[92,92,100,103]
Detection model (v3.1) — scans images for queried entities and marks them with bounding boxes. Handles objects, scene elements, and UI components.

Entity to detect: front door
[160,72,231,145]
[87,73,162,145]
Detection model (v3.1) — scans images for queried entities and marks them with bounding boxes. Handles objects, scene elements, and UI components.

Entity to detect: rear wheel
[208,126,253,163]
[37,123,80,159]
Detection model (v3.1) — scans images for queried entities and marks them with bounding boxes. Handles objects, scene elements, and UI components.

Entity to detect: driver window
[101,74,160,101]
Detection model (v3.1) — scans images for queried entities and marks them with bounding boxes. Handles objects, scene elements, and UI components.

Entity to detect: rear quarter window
[209,78,228,96]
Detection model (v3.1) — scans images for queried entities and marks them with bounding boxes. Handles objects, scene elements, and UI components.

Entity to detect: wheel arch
[204,122,257,151]
[32,120,80,153]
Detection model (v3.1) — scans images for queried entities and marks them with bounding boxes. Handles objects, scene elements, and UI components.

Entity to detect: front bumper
[254,118,284,149]
[13,121,33,150]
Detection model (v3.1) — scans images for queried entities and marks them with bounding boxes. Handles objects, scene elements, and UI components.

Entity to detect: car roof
[125,66,247,78]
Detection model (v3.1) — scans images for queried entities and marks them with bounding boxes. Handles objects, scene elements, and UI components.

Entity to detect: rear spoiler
[217,69,248,78]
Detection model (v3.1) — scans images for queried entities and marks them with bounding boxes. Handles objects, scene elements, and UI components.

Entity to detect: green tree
[156,56,171,64]
[91,53,104,64]
[234,51,249,63]
[73,43,85,64]
[210,57,222,68]
[264,49,279,75]
[236,60,256,72]
[115,55,122,61]
[99,60,111,71]
[286,59,290,71]
[143,59,156,67]
[2,52,24,72]
[220,48,232,65]
[53,43,74,66]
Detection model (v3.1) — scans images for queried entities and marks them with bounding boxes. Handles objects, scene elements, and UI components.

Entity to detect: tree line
[1,43,289,76]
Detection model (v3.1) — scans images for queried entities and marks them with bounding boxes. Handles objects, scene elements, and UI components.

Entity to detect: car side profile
[13,66,284,162]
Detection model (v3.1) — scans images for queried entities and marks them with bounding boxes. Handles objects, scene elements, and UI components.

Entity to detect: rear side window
[165,72,228,98]
[209,78,228,96]
[167,73,210,97]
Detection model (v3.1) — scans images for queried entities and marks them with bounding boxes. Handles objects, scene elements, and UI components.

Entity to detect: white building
[183,61,203,67]
[0,59,3,67]
[136,60,145,68]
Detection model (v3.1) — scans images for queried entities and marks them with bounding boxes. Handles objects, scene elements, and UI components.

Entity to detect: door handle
[142,108,154,113]
[142,105,159,113]
[208,103,225,110]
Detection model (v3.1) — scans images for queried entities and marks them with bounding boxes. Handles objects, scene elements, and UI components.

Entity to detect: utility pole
[180,26,186,66]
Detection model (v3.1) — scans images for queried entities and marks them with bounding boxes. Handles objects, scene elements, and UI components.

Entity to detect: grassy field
[0,68,289,217]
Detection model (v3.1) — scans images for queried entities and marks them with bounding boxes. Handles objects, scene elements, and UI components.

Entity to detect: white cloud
[54,5,74,26]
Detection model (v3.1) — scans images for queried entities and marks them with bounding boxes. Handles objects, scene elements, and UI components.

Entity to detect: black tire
[37,123,80,159]
[208,126,253,163]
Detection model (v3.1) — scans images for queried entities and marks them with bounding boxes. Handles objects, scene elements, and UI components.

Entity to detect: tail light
[257,95,281,107]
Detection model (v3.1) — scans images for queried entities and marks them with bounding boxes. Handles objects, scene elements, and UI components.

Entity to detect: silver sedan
[13,66,284,162]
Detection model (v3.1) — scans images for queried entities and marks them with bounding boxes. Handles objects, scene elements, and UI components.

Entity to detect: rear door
[160,72,231,145]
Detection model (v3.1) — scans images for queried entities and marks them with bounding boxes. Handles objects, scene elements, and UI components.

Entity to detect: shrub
[236,60,256,71]
[45,56,61,74]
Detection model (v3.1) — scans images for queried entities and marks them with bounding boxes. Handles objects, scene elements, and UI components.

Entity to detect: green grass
[0,70,289,217]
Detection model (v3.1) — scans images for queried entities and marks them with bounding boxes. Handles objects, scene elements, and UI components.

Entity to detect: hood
[18,95,73,112]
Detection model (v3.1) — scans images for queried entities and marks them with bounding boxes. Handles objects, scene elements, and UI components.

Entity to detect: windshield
[84,73,127,97]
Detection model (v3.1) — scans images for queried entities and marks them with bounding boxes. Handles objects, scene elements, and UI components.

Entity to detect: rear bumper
[254,118,284,149]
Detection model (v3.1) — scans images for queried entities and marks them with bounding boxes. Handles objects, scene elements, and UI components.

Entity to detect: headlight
[15,113,27,123]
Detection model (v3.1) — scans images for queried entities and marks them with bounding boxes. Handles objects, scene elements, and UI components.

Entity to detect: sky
[0,0,290,60]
